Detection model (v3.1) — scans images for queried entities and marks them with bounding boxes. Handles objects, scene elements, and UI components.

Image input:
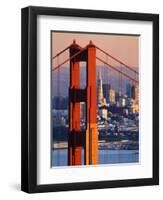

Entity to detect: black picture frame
[21,6,159,193]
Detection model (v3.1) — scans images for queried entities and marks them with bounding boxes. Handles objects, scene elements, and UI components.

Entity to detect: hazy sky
[52,31,139,69]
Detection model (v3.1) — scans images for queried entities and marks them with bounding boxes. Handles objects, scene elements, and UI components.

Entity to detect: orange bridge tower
[68,40,98,166]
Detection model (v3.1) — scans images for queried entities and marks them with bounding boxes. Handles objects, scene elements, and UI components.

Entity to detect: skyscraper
[126,83,132,98]
[119,96,126,107]
[109,88,115,104]
[97,71,104,104]
[131,85,139,102]
[103,83,111,103]
[98,98,108,120]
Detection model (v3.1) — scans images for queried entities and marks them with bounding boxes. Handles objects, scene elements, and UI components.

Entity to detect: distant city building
[115,92,120,102]
[126,97,132,107]
[99,99,109,120]
[115,101,120,107]
[102,83,111,102]
[123,108,129,115]
[126,83,132,98]
[128,99,139,114]
[131,85,139,102]
[109,88,115,104]
[119,97,126,107]
[131,103,139,114]
[97,71,104,104]
[115,91,123,102]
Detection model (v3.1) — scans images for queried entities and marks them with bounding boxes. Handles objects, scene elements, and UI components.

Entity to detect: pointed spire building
[97,71,104,104]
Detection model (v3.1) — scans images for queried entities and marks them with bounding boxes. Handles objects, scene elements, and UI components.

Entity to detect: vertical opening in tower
[80,62,86,89]
[80,102,86,131]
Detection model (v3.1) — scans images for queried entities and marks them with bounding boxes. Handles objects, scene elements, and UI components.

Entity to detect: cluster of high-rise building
[52,71,139,151]
[52,71,139,135]
[97,71,139,120]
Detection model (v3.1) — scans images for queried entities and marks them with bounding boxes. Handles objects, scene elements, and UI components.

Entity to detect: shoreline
[53,140,139,150]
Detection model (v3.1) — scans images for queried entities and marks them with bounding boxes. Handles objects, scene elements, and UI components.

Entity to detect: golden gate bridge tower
[68,40,98,165]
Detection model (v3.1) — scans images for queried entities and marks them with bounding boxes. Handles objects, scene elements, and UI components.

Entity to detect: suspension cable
[96,45,139,75]
[96,57,138,84]
[52,45,71,60]
[52,45,88,71]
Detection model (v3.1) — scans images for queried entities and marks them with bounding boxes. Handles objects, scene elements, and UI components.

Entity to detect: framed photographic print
[21,6,159,193]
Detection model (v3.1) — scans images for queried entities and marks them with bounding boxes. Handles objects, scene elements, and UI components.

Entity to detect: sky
[52,31,139,69]
[51,31,139,97]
